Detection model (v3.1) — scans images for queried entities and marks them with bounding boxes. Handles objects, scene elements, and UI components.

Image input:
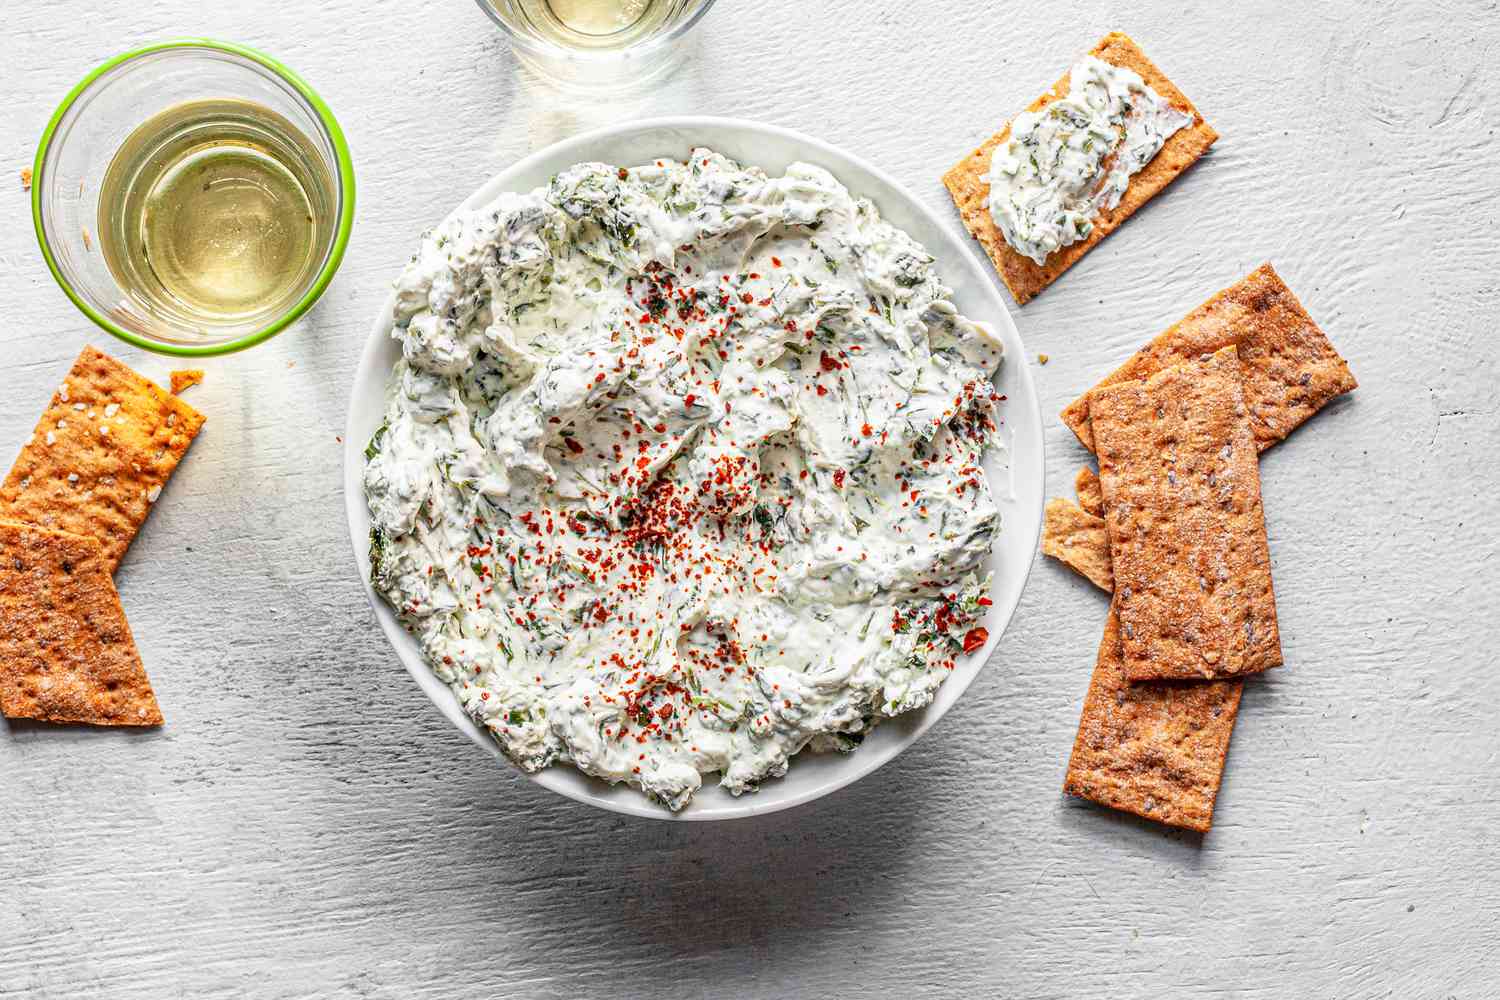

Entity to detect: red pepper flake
[771,256,782,268]
[861,423,872,437]
[564,437,584,455]
[833,469,846,488]
[819,351,840,372]
[962,627,988,655]
[684,394,696,408]
[815,384,828,397]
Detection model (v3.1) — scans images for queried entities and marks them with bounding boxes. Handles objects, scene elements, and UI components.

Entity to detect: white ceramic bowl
[343,116,1045,820]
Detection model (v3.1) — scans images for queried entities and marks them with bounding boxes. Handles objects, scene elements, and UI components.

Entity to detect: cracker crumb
[1038,354,1050,365]
[170,369,205,395]
[82,228,93,252]
[20,168,32,191]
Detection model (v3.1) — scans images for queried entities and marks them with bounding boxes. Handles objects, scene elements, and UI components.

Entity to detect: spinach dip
[365,149,1006,810]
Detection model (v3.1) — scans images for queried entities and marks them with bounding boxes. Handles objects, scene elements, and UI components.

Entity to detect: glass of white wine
[32,40,355,356]
[476,0,716,89]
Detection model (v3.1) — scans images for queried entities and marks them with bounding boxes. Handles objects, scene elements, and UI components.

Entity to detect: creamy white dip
[365,149,1006,810]
[985,55,1192,265]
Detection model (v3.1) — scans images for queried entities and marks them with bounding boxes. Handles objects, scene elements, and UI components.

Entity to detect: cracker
[170,369,205,395]
[0,520,161,726]
[1062,263,1358,452]
[1091,345,1281,681]
[1063,603,1242,832]
[943,32,1218,305]
[2,347,205,573]
[1075,466,1104,518]
[1042,498,1113,592]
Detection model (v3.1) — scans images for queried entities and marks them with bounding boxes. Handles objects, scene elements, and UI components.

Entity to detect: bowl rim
[343,115,1046,821]
[473,0,718,63]
[30,37,358,358]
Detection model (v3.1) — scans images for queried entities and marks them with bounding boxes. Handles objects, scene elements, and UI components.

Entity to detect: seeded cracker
[1,347,205,573]
[1042,498,1113,592]
[1062,263,1358,452]
[1075,466,1104,518]
[0,520,161,725]
[1064,603,1241,832]
[1090,345,1281,681]
[942,32,1218,304]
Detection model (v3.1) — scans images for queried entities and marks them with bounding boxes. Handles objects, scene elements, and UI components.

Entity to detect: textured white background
[3,2,1497,997]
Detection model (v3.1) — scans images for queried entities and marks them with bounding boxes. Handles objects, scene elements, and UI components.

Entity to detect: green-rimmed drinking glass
[31,39,356,357]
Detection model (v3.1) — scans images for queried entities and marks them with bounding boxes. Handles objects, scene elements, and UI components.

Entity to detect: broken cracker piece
[1064,603,1241,832]
[20,167,33,192]
[0,520,161,726]
[1091,345,1281,681]
[2,346,205,573]
[170,369,205,395]
[1075,466,1104,518]
[943,32,1218,305]
[1043,498,1113,592]
[1062,263,1358,452]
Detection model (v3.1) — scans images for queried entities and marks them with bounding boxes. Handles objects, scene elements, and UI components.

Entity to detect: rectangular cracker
[2,347,205,573]
[1091,345,1281,681]
[942,32,1218,305]
[1043,498,1113,592]
[1075,466,1104,518]
[1062,263,1358,452]
[0,519,161,725]
[1064,603,1242,832]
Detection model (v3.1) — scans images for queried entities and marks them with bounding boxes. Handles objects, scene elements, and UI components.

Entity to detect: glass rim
[472,0,717,63]
[31,37,358,358]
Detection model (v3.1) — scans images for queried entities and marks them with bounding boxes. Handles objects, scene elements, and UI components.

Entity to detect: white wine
[508,0,679,49]
[97,99,334,329]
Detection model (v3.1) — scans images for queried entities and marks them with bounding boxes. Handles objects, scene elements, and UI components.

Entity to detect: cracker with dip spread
[943,32,1218,304]
[0,520,161,726]
[1064,603,1242,832]
[2,347,205,573]
[1062,263,1358,452]
[1090,346,1281,682]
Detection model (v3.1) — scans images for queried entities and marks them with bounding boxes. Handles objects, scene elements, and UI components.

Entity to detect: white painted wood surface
[2,2,1497,996]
